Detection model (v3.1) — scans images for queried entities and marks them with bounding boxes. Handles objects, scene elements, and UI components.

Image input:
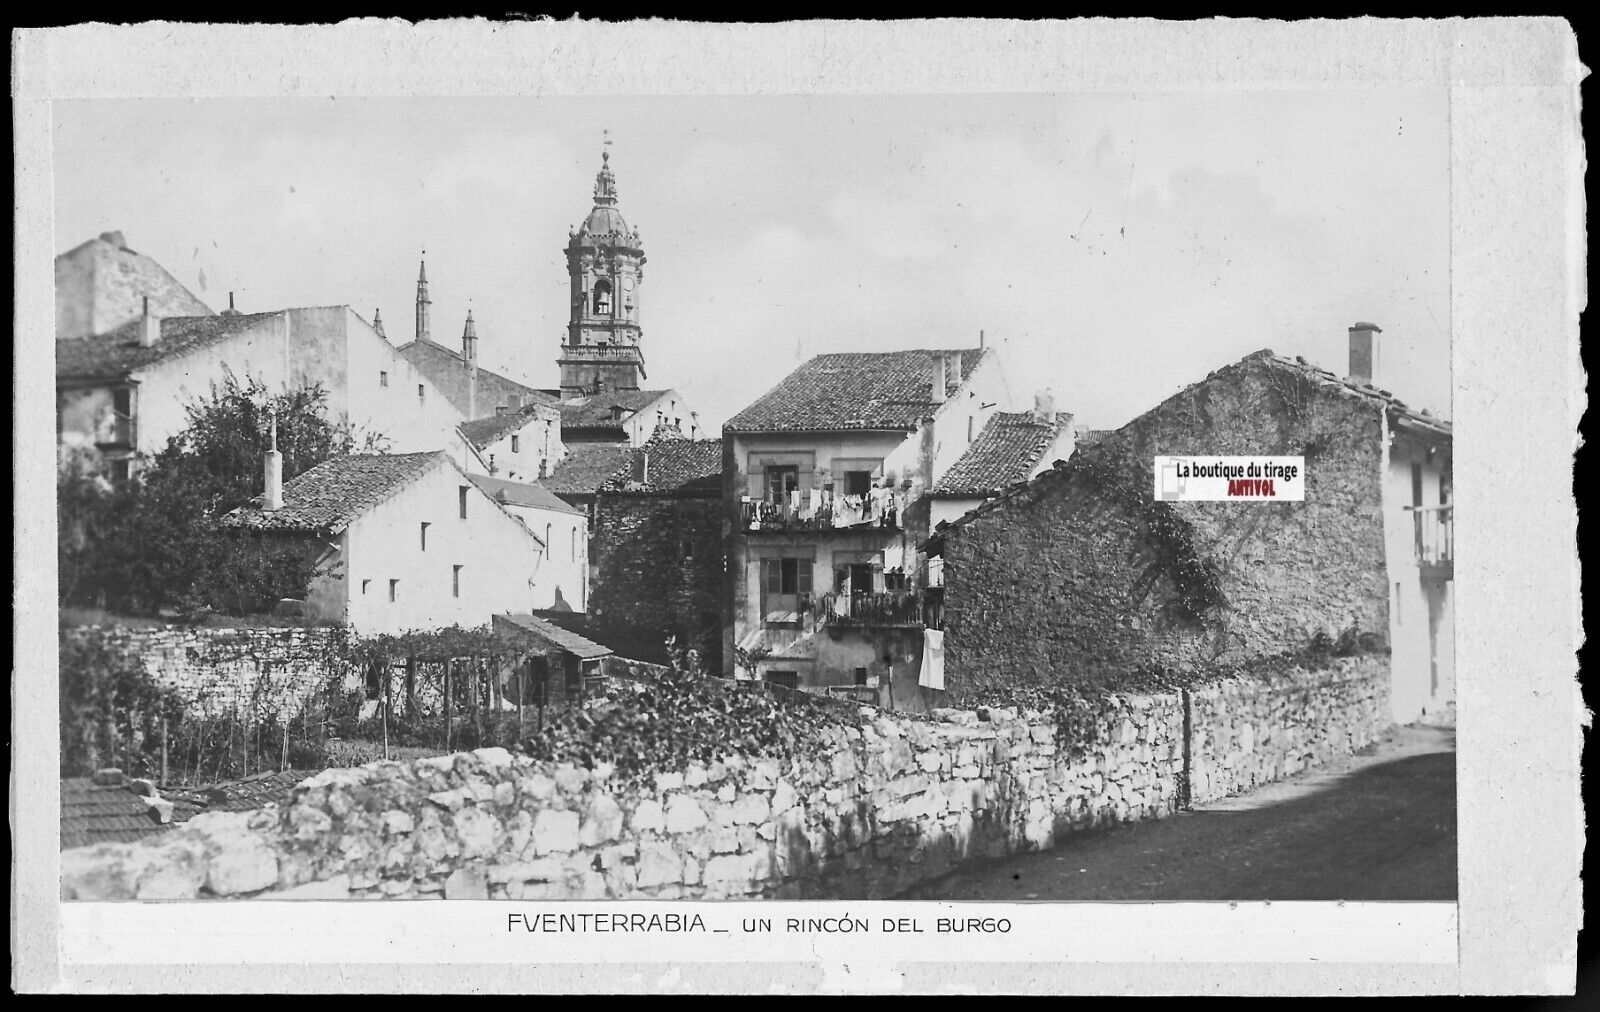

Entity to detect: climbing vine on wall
[1066,446,1229,625]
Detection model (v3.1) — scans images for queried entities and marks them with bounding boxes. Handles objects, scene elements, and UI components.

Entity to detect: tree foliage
[58,374,386,617]
[59,626,184,778]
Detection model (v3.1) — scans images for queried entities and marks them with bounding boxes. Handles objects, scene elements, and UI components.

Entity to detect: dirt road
[900,724,1457,902]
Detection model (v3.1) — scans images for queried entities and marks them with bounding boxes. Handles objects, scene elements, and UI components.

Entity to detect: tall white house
[220,451,550,635]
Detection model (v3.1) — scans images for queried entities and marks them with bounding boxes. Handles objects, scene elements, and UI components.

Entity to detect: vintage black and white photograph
[49,87,1460,904]
[14,16,1584,997]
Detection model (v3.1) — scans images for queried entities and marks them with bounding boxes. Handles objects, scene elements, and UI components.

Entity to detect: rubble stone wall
[591,495,725,672]
[60,661,1387,902]
[1188,654,1390,803]
[63,624,355,719]
[941,355,1390,692]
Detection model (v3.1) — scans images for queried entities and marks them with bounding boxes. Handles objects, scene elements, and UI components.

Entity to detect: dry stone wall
[61,660,1387,902]
[1187,654,1390,803]
[63,624,355,719]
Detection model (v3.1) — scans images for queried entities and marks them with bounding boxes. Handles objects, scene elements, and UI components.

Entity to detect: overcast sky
[54,92,1451,432]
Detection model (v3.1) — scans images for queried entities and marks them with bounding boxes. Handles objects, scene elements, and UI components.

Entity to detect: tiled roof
[56,311,281,381]
[556,389,675,430]
[469,474,583,515]
[540,443,634,499]
[164,769,317,819]
[930,412,1072,497]
[495,612,614,659]
[598,437,723,497]
[219,452,444,533]
[458,404,558,450]
[1258,350,1452,436]
[396,339,550,415]
[924,346,1451,549]
[724,348,986,432]
[60,773,175,850]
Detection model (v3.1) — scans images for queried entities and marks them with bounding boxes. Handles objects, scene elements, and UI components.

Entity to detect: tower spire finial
[593,132,618,204]
[415,247,432,343]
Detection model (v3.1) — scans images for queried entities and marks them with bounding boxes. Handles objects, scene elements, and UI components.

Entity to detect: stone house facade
[589,436,726,671]
[55,231,213,341]
[927,326,1452,725]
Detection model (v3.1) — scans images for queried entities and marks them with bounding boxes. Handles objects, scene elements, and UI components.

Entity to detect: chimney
[949,350,964,385]
[930,353,948,405]
[221,292,240,317]
[98,231,127,250]
[372,308,386,340]
[138,296,160,347]
[1348,322,1382,385]
[979,329,985,351]
[264,412,284,512]
[1033,388,1056,423]
[630,449,649,485]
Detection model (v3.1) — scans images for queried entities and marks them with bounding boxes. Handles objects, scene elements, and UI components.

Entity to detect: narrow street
[901,724,1456,902]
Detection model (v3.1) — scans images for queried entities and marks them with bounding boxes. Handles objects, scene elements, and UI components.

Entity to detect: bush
[59,627,185,778]
[516,667,863,787]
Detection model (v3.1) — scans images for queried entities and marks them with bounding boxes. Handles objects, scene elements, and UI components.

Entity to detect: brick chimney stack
[1349,322,1382,386]
[930,353,948,405]
[138,296,159,347]
[372,308,386,341]
[630,448,650,485]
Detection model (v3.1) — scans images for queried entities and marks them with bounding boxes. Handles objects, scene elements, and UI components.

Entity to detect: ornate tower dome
[559,140,647,399]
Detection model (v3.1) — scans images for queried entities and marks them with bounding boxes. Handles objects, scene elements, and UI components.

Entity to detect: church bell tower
[560,137,647,398]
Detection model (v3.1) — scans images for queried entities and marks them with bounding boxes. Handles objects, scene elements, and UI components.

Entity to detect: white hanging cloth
[919,629,945,690]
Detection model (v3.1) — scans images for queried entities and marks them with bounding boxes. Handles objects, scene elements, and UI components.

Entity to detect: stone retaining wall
[1188,654,1390,803]
[61,659,1388,901]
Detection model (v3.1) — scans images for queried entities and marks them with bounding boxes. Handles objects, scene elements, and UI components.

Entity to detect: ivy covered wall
[938,353,1390,693]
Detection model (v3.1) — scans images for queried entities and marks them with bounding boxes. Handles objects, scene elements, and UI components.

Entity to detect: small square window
[361,579,370,595]
[380,371,388,387]
[420,522,430,551]
[418,384,426,402]
[854,666,869,687]
[510,435,520,453]
[389,579,399,602]
[458,486,469,519]
[452,565,462,598]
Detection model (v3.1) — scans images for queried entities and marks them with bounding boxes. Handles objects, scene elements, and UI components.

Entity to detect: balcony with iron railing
[815,590,925,628]
[560,344,643,361]
[741,490,904,534]
[1410,504,1453,579]
[760,589,938,631]
[101,410,136,450]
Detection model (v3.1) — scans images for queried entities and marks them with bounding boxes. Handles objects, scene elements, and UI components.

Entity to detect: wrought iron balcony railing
[741,491,903,533]
[815,590,924,628]
[1411,504,1453,573]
